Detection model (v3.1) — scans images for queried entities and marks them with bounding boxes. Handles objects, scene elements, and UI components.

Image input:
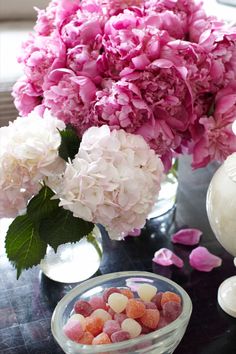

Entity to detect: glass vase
[148,163,178,220]
[40,226,102,283]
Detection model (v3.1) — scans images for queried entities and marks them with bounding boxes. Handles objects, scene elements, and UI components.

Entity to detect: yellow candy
[121,318,142,338]
[108,293,128,313]
[137,283,157,302]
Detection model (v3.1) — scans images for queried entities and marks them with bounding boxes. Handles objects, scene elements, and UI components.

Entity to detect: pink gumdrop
[114,313,127,325]
[111,330,130,343]
[103,288,121,303]
[140,323,152,334]
[74,300,93,317]
[89,296,107,310]
[151,292,163,310]
[63,319,84,342]
[103,320,121,337]
[157,314,171,329]
[145,302,157,310]
[162,301,182,322]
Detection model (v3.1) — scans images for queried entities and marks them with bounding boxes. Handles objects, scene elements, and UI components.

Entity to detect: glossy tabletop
[0,156,235,354]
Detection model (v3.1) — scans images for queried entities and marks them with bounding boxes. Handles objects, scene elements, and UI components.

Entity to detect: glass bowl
[51,271,192,354]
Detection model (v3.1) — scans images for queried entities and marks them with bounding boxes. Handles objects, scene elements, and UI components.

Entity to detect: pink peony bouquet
[12,0,236,170]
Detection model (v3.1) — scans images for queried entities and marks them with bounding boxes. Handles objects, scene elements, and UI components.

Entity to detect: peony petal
[189,247,222,272]
[152,248,184,268]
[171,228,202,245]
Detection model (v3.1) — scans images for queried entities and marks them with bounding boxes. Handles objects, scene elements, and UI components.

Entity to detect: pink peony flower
[189,246,222,272]
[12,77,42,116]
[192,84,236,168]
[93,79,152,132]
[43,69,97,136]
[18,34,66,94]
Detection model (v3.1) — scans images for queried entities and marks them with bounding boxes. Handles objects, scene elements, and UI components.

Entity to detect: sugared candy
[89,296,107,311]
[151,292,163,310]
[140,309,160,329]
[85,316,104,336]
[63,319,84,343]
[74,300,93,317]
[92,332,111,345]
[78,331,94,345]
[144,301,157,310]
[114,313,127,325]
[121,318,142,338]
[120,288,134,299]
[126,299,146,319]
[69,314,86,330]
[137,284,157,302]
[91,309,112,323]
[103,320,121,336]
[111,330,131,343]
[161,292,181,307]
[108,293,128,313]
[162,301,182,322]
[103,287,121,302]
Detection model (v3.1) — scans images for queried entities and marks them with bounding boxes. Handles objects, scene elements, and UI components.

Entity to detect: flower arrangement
[1,0,236,277]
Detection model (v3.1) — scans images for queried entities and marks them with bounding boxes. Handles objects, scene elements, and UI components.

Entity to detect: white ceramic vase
[206,153,236,317]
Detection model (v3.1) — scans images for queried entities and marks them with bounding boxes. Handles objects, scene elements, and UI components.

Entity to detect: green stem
[86,231,103,259]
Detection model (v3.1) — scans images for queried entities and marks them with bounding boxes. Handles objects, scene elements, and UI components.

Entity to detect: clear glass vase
[40,226,102,283]
[148,165,178,220]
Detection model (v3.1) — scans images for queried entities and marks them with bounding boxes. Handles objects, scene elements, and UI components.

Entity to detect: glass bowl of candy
[51,271,192,354]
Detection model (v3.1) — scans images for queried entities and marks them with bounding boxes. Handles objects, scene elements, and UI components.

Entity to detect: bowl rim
[51,271,192,353]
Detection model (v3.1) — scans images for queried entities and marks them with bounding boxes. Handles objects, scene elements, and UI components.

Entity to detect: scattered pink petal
[171,228,202,245]
[127,228,141,237]
[152,248,184,268]
[189,246,222,272]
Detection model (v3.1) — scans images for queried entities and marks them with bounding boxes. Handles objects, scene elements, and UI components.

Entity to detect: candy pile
[63,284,182,345]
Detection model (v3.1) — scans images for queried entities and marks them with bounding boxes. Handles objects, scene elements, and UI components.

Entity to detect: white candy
[91,309,112,323]
[108,293,128,313]
[137,283,157,302]
[70,314,86,330]
[121,318,142,338]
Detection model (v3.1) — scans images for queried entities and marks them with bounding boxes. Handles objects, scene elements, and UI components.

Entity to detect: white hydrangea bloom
[0,109,65,218]
[57,125,164,240]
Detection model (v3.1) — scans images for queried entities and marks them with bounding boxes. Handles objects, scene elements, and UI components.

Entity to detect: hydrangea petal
[152,248,184,268]
[171,228,202,245]
[189,246,222,272]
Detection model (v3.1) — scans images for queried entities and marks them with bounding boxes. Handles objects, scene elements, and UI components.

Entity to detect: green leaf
[5,215,47,279]
[39,208,94,251]
[59,125,81,161]
[27,186,59,223]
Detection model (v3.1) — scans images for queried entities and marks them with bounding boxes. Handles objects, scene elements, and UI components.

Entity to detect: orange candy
[126,299,146,319]
[160,292,181,307]
[92,332,111,345]
[78,331,94,345]
[120,288,134,299]
[85,316,104,336]
[140,309,160,329]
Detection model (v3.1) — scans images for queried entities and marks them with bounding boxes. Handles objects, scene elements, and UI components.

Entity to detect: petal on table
[171,228,202,245]
[189,246,222,272]
[152,248,184,268]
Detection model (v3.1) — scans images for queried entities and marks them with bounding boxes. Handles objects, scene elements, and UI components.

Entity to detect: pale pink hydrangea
[0,110,65,218]
[99,0,145,16]
[43,70,97,136]
[56,125,164,239]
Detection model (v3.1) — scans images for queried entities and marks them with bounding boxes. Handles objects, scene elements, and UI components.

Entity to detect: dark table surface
[0,156,235,354]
